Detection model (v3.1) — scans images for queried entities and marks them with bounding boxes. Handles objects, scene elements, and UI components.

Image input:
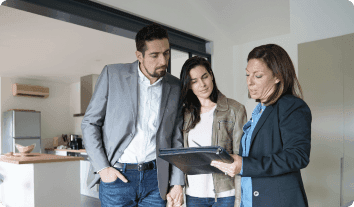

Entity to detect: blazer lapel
[124,61,139,120]
[157,77,171,129]
[250,104,274,148]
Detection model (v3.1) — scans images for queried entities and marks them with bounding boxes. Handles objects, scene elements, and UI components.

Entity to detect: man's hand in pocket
[99,167,128,183]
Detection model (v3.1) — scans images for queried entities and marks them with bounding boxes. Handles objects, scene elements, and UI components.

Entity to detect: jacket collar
[250,104,274,148]
[125,60,172,131]
[123,60,139,120]
[183,91,228,127]
[215,91,228,112]
[127,60,139,76]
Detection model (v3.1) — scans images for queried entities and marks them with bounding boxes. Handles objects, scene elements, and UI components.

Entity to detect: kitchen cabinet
[0,153,83,207]
[45,149,99,198]
[80,160,99,198]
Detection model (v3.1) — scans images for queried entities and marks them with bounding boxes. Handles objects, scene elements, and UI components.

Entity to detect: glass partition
[170,49,189,79]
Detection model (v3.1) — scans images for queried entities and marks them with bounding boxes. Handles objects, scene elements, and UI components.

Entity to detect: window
[170,49,189,78]
[169,49,211,78]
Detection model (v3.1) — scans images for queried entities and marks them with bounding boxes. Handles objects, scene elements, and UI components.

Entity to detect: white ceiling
[93,0,290,45]
[0,6,137,83]
[0,1,290,83]
[191,0,291,44]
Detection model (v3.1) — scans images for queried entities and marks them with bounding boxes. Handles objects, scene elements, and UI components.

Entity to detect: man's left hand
[166,185,183,207]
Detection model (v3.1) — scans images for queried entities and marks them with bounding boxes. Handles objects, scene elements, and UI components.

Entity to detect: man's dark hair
[135,23,169,56]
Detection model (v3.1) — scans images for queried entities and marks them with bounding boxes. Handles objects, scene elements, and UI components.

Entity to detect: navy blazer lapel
[250,104,274,148]
[157,76,171,129]
[124,61,139,120]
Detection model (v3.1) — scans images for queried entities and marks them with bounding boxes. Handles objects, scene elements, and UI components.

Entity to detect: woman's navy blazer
[240,94,312,207]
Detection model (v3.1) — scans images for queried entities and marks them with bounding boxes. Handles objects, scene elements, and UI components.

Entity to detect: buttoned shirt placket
[118,65,162,164]
[138,71,162,163]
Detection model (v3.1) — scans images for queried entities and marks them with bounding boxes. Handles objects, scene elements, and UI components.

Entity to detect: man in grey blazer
[82,24,184,207]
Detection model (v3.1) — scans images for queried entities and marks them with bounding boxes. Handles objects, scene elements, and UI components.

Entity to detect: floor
[81,195,101,207]
[0,196,100,207]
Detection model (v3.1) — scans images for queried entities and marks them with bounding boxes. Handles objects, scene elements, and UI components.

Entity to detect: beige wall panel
[342,34,354,205]
[299,37,345,207]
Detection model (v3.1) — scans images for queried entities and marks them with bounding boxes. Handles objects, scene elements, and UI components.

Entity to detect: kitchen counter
[0,153,83,164]
[0,153,82,207]
[45,148,86,153]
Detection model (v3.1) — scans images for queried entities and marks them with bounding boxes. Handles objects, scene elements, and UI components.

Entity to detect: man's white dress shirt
[118,64,163,164]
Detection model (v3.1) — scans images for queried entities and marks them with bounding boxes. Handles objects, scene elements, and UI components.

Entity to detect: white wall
[233,0,354,118]
[0,77,74,153]
[70,82,84,137]
[93,0,236,99]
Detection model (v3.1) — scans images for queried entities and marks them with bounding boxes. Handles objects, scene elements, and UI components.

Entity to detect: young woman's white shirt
[186,105,235,198]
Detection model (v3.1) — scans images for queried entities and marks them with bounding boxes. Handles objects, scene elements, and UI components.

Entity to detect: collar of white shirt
[137,63,163,86]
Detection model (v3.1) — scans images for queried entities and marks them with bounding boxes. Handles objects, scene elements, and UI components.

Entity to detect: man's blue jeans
[186,195,235,207]
[99,165,166,207]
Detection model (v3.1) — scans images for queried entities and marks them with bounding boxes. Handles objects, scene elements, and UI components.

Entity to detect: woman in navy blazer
[211,44,311,207]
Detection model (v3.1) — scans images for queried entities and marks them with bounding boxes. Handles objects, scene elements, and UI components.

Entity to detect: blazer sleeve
[242,98,312,177]
[169,96,185,186]
[81,66,111,172]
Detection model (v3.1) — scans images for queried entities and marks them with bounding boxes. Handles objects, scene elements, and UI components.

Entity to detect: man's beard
[145,65,167,79]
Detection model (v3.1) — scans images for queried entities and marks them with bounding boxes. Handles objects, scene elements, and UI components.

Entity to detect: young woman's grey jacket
[183,92,247,207]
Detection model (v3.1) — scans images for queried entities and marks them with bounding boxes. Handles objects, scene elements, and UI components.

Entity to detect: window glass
[192,54,208,60]
[170,49,189,78]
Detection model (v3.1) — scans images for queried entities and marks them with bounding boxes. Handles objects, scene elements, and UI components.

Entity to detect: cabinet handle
[340,157,343,207]
[0,173,4,185]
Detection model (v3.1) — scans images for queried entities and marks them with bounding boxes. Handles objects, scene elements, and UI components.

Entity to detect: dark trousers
[99,164,166,207]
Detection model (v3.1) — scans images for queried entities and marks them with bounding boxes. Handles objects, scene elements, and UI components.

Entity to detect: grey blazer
[81,60,184,199]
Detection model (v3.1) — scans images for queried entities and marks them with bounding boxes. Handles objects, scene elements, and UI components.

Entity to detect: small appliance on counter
[69,134,83,150]
[69,134,77,150]
[75,137,83,149]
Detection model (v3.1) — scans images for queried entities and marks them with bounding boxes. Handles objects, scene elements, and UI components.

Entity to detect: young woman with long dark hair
[180,56,247,207]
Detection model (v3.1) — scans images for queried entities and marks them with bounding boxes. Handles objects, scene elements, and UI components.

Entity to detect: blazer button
[253,191,259,197]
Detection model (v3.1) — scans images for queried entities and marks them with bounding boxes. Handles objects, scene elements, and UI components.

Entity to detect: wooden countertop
[0,153,84,164]
[45,148,86,153]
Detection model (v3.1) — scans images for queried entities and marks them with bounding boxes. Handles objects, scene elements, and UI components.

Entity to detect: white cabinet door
[80,160,99,198]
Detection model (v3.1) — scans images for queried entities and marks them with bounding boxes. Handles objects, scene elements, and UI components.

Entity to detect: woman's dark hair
[247,44,303,105]
[180,56,219,132]
[135,23,169,56]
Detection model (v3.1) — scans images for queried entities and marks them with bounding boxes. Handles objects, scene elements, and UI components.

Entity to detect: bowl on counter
[15,143,36,156]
